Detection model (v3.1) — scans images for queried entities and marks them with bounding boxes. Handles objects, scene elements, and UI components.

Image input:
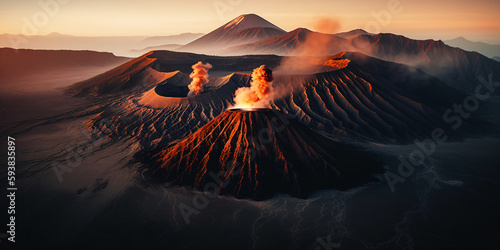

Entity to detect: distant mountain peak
[287,28,314,37]
[293,27,313,32]
[224,14,247,28]
[444,36,500,57]
[334,29,372,39]
[178,14,286,53]
[451,36,469,41]
[352,28,368,33]
[221,14,285,32]
[47,32,65,36]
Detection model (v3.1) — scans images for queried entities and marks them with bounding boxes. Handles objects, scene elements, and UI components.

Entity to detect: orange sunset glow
[2,0,500,249]
[1,0,499,41]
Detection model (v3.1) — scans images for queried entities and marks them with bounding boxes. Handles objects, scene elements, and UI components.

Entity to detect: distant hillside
[141,33,204,45]
[224,28,349,55]
[0,32,204,57]
[130,44,183,55]
[444,37,500,58]
[334,29,371,39]
[0,48,130,79]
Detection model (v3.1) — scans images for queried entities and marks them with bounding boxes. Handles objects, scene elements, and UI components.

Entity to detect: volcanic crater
[147,108,384,200]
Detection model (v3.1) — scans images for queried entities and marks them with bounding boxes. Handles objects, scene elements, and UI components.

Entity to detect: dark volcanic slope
[66,53,158,97]
[353,33,500,92]
[268,52,475,142]
[148,109,383,200]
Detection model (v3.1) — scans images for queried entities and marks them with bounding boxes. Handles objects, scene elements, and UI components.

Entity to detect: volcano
[148,109,383,200]
[178,14,286,53]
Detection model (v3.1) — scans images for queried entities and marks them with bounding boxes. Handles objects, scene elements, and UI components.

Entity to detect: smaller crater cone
[148,109,382,200]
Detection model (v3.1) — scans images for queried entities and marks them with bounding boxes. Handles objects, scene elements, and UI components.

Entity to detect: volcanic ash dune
[148,109,383,200]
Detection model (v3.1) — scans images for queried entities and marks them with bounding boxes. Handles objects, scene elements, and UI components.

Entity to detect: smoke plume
[312,17,341,34]
[188,61,212,96]
[274,18,345,75]
[232,65,274,110]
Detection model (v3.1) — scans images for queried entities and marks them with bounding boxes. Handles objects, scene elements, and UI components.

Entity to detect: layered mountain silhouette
[223,28,348,55]
[222,26,500,92]
[148,109,383,200]
[0,32,204,57]
[444,36,500,58]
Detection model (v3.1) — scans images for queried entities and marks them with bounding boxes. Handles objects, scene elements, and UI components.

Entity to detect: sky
[1,0,500,43]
